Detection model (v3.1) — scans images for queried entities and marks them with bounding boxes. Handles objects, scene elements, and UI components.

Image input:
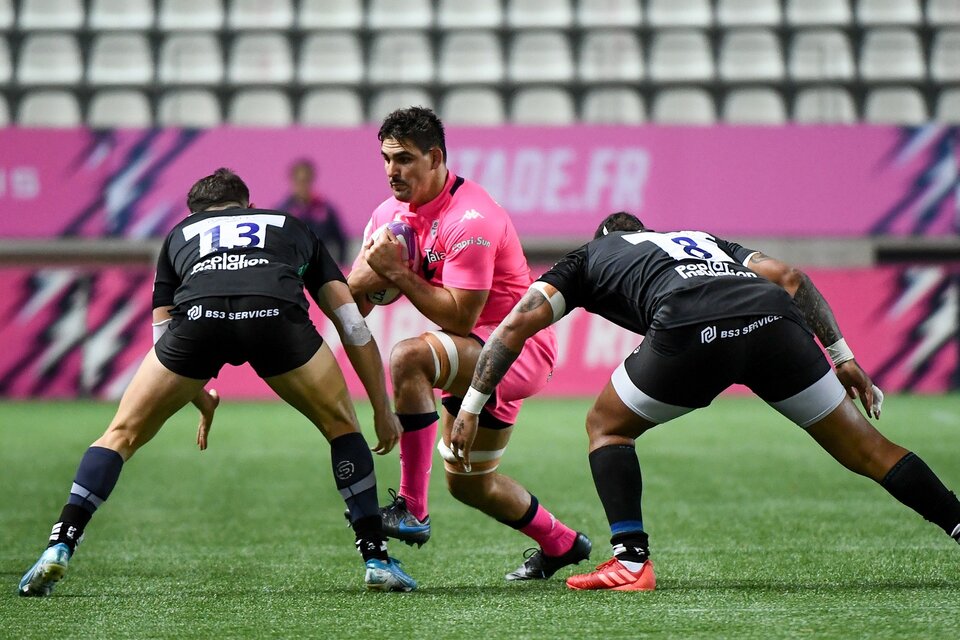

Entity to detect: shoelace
[594,557,623,572]
[520,548,540,564]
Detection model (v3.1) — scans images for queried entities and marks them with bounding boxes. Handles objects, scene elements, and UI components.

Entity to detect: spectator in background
[281,159,348,264]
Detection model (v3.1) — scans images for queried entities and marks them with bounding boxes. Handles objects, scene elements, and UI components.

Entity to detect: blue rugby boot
[364,558,418,592]
[380,489,431,548]
[18,543,71,597]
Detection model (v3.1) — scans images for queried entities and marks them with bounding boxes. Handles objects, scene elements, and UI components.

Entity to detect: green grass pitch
[2,395,959,639]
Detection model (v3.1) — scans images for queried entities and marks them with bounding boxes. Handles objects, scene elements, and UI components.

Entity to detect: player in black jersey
[18,168,417,596]
[450,212,960,591]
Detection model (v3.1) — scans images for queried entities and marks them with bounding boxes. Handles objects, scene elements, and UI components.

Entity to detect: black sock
[396,411,439,432]
[881,452,960,537]
[49,446,124,553]
[497,494,539,529]
[353,515,389,562]
[331,432,380,522]
[589,444,650,560]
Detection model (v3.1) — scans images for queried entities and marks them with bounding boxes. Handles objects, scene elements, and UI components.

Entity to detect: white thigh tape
[437,439,507,464]
[529,281,566,324]
[427,330,459,390]
[152,318,171,345]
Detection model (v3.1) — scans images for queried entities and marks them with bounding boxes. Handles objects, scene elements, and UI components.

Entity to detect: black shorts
[613,315,846,428]
[155,296,323,380]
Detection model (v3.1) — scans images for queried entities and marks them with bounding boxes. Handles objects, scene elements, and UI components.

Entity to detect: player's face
[381,138,439,205]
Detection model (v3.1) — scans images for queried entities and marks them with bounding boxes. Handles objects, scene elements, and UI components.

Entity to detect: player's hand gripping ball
[366,221,419,305]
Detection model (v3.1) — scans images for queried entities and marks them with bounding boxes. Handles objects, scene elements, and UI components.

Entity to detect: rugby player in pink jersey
[348,107,591,580]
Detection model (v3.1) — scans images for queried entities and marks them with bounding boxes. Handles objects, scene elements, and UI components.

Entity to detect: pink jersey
[358,172,532,328]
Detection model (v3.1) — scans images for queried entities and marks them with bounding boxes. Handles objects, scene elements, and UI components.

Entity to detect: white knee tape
[427,330,459,390]
[437,439,506,475]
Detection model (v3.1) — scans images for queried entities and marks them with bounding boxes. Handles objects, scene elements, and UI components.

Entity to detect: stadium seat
[158,0,224,30]
[856,0,921,25]
[511,88,575,125]
[440,88,506,125]
[649,31,714,82]
[369,0,432,29]
[368,32,434,84]
[89,0,154,29]
[299,33,364,84]
[717,0,781,26]
[0,1,12,30]
[299,89,364,126]
[18,90,81,127]
[228,90,293,127]
[19,0,83,30]
[577,0,642,27]
[159,34,224,84]
[931,30,960,82]
[88,90,152,128]
[935,89,960,122]
[722,88,787,124]
[88,34,154,86]
[0,95,8,126]
[0,37,9,84]
[928,0,960,25]
[298,0,362,29]
[786,0,851,26]
[507,0,573,28]
[578,30,643,82]
[719,29,784,81]
[860,29,925,81]
[439,31,504,84]
[158,90,222,126]
[438,0,501,28]
[793,87,857,123]
[508,31,574,83]
[582,88,646,124]
[864,87,928,124]
[228,0,294,30]
[228,34,293,85]
[652,88,716,124]
[17,35,82,85]
[369,88,434,122]
[789,30,855,81]
[648,0,712,27]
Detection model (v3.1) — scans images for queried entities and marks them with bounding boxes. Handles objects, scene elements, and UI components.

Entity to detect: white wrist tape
[333,303,373,346]
[826,338,855,367]
[529,281,566,324]
[461,386,491,415]
[152,319,171,345]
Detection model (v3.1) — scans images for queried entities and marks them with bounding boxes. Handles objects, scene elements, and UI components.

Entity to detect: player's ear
[429,147,443,170]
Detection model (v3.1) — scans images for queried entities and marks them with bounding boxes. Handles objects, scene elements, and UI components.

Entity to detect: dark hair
[378,106,447,162]
[594,212,645,239]
[187,168,250,212]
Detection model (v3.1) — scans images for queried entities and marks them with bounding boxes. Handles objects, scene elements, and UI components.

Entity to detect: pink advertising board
[0,126,956,239]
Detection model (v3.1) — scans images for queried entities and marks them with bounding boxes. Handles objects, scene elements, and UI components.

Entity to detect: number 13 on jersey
[182,214,286,257]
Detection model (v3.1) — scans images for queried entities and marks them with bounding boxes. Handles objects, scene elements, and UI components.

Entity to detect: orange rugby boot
[565,557,656,591]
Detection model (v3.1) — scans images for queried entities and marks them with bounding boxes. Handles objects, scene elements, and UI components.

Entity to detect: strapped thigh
[422,330,460,391]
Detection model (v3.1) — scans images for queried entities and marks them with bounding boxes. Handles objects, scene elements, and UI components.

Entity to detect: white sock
[951,523,960,539]
[619,559,646,572]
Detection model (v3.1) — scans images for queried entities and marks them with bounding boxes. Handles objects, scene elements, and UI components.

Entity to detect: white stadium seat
[88,90,152,128]
[158,90,222,127]
[0,37,9,83]
[0,95,8,125]
[794,87,857,123]
[440,88,506,125]
[719,29,784,81]
[439,31,504,84]
[437,0,502,28]
[299,89,364,126]
[89,0,154,30]
[368,88,434,123]
[717,0,781,26]
[648,0,712,27]
[228,0,294,30]
[228,90,293,127]
[931,30,960,82]
[928,0,960,25]
[860,29,925,81]
[582,88,646,124]
[723,88,787,124]
[18,91,81,127]
[579,30,643,82]
[936,89,960,122]
[298,0,362,29]
[577,0,642,27]
[17,35,82,85]
[158,0,224,30]
[786,0,851,26]
[88,34,153,85]
[508,31,574,83]
[864,87,928,124]
[507,0,573,28]
[0,0,12,30]
[511,88,575,125]
[652,88,716,124]
[19,0,83,30]
[299,33,364,84]
[649,31,714,82]
[228,34,293,85]
[856,0,921,25]
[368,0,432,29]
[159,34,224,84]
[368,32,434,84]
[789,30,855,81]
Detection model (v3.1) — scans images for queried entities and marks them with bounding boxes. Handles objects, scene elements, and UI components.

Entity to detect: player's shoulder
[442,176,508,231]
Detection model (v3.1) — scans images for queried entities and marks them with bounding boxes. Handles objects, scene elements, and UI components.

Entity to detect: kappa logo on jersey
[460,209,484,221]
[701,326,717,344]
[191,253,270,274]
[187,305,203,321]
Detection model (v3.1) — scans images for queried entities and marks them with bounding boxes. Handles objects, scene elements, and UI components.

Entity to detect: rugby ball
[366,221,418,306]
